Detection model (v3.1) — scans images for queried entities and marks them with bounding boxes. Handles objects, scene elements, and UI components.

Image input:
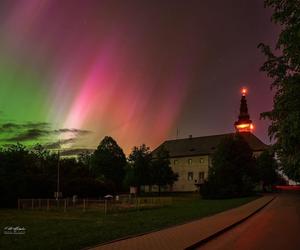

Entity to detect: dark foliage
[125,145,178,194]
[91,136,126,192]
[125,144,152,192]
[259,0,300,182]
[256,150,279,190]
[201,134,258,199]
[151,146,178,194]
[0,144,105,208]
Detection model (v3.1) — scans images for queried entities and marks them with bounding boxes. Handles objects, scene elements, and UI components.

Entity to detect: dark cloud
[1,123,21,130]
[0,122,91,141]
[23,122,49,129]
[5,129,49,142]
[0,121,92,145]
[44,138,77,149]
[60,148,94,157]
[0,122,50,132]
[42,129,92,149]
[54,128,92,135]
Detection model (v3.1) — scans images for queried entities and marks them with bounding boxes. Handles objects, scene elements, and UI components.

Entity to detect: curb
[185,195,277,249]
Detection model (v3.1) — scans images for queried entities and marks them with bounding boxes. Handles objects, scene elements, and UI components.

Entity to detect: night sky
[0,0,279,154]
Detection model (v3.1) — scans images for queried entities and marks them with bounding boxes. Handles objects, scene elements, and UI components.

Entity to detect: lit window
[188,159,192,164]
[199,158,204,163]
[188,172,193,181]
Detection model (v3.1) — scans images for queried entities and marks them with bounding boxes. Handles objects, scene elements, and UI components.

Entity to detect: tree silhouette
[201,134,258,198]
[257,150,279,191]
[259,0,300,182]
[91,136,126,192]
[152,147,178,195]
[126,144,152,193]
[0,143,110,207]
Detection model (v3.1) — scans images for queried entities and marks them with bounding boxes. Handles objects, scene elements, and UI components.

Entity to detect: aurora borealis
[0,0,278,154]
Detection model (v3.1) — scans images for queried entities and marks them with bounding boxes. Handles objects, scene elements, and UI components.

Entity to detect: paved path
[89,195,275,250]
[199,191,300,250]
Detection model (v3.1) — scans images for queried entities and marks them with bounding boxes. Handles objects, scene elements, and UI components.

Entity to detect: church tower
[234,88,254,133]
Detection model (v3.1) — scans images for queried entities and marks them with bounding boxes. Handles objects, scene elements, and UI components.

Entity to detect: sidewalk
[88,195,276,250]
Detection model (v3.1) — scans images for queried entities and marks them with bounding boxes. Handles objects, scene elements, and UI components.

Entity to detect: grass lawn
[0,196,257,250]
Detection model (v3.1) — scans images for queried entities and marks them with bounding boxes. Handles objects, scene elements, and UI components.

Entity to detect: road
[198,191,300,250]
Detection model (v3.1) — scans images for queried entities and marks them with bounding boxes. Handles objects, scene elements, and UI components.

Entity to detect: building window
[199,172,205,181]
[199,158,204,163]
[188,159,192,164]
[188,172,193,181]
[174,160,178,165]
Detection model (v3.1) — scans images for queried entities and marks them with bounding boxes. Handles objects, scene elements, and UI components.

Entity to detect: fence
[17,196,173,214]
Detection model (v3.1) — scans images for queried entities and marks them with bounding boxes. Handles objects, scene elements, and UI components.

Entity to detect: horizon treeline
[0,136,177,208]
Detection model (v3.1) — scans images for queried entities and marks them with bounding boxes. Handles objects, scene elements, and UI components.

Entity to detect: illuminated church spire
[234,87,254,132]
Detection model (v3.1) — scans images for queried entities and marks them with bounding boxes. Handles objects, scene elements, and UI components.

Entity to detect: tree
[0,143,110,208]
[257,150,279,191]
[259,0,300,182]
[152,147,178,194]
[78,151,92,170]
[201,134,258,198]
[0,144,29,207]
[126,144,152,193]
[91,136,126,192]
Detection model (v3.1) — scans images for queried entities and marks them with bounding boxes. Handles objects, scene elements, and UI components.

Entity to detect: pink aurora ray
[0,0,276,152]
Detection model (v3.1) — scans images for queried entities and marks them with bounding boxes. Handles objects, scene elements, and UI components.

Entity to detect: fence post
[83,199,86,212]
[64,199,67,212]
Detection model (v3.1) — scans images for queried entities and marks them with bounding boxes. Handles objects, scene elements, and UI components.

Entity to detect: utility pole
[176,128,180,139]
[56,148,60,201]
